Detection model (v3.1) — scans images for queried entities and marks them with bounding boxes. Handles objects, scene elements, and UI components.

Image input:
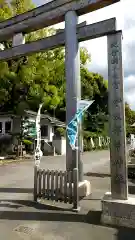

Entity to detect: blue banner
[67,100,94,149]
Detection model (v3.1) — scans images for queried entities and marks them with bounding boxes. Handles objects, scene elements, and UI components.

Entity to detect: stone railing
[84,136,110,151]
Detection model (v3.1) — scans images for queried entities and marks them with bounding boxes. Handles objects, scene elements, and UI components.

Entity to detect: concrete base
[62,180,91,198]
[78,180,91,197]
[101,192,135,228]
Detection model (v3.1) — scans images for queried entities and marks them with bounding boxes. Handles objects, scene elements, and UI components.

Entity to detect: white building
[0,110,66,156]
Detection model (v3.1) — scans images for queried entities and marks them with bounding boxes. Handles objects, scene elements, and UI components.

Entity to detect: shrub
[55,127,66,137]
[23,139,33,145]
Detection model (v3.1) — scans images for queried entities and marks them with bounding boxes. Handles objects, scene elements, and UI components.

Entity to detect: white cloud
[124,75,135,92]
[124,75,135,109]
[81,0,135,110]
[35,0,135,110]
[125,89,135,110]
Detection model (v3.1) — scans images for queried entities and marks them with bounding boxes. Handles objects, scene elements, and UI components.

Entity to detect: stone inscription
[112,140,121,151]
[113,174,126,184]
[110,35,123,159]
[108,32,127,193]
[112,126,122,136]
[110,42,122,140]
[112,98,122,107]
[111,156,123,166]
[102,202,135,223]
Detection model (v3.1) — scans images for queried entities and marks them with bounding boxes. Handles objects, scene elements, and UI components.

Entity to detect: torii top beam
[0,0,119,41]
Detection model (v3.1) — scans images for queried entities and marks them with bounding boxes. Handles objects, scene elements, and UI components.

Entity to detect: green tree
[0,1,62,114]
[11,0,35,15]
[125,102,135,136]
[0,0,112,139]
[0,0,12,21]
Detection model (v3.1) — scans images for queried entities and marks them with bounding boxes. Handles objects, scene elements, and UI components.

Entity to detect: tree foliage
[0,0,134,139]
[125,102,135,136]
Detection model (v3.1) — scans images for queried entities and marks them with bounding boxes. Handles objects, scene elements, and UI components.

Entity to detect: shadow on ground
[0,204,134,239]
[128,185,135,194]
[0,200,134,239]
[0,202,102,223]
[84,172,110,178]
[0,199,73,211]
[0,188,33,193]
[116,227,135,240]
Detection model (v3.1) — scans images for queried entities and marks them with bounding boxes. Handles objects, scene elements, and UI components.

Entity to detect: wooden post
[73,168,80,211]
[34,166,38,201]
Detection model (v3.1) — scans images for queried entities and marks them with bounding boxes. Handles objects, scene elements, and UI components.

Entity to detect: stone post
[65,11,82,179]
[107,30,128,200]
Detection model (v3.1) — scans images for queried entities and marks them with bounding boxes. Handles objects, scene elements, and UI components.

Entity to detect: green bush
[23,139,33,145]
[82,130,109,151]
[55,127,66,137]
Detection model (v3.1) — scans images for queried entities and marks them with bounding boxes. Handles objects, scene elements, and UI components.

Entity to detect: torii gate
[0,0,134,228]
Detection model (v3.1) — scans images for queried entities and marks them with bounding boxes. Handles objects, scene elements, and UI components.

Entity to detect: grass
[0,157,31,166]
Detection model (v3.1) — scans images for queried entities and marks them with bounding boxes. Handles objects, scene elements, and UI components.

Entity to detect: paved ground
[0,150,135,239]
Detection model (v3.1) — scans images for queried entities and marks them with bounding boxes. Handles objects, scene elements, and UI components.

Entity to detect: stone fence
[83,136,110,151]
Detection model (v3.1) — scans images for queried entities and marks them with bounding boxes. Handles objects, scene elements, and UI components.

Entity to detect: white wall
[61,138,66,155]
[43,141,55,156]
[53,137,66,155]
[48,124,54,142]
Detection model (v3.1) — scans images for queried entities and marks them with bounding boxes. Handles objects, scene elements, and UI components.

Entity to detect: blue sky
[32,0,135,110]
[33,0,50,5]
